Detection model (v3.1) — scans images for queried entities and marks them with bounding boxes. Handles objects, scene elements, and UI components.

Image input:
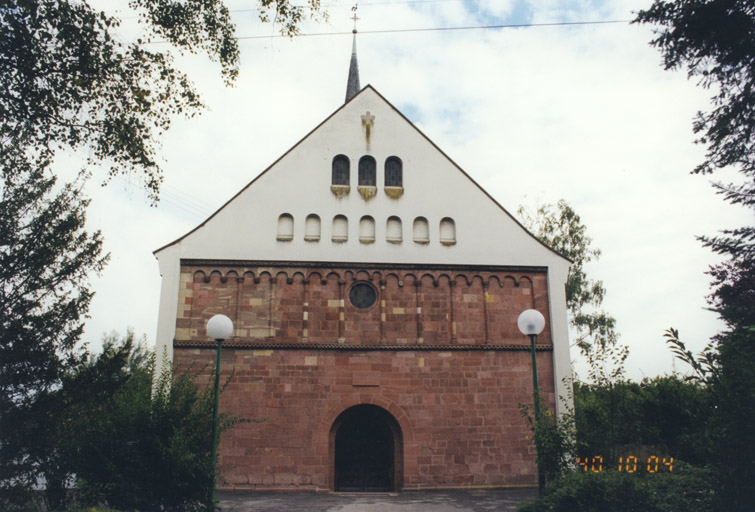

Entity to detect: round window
[349,282,377,309]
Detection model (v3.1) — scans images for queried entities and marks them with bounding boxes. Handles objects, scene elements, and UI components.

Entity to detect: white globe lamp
[517,308,546,495]
[207,314,234,340]
[206,313,233,508]
[517,309,545,336]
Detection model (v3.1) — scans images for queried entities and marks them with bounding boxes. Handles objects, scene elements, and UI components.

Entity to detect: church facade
[153,49,571,491]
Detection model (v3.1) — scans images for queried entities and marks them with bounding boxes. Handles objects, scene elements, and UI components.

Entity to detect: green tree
[518,200,618,354]
[518,462,716,512]
[709,325,755,511]
[634,0,754,259]
[0,0,323,201]
[19,332,243,512]
[59,333,243,512]
[20,331,144,511]
[635,4,755,510]
[519,395,578,486]
[0,150,108,505]
[517,200,625,486]
[663,261,755,511]
[574,376,710,467]
[0,1,321,505]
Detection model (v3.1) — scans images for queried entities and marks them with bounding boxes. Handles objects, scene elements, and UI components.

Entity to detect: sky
[70,0,751,381]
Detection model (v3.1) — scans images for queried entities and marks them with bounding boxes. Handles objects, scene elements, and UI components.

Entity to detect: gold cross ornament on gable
[361,111,375,141]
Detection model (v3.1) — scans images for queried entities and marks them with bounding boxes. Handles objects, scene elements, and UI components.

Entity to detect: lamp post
[206,314,234,510]
[517,308,546,496]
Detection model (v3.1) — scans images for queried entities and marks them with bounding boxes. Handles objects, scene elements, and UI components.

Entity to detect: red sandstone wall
[174,347,556,491]
[174,262,557,491]
[174,263,552,348]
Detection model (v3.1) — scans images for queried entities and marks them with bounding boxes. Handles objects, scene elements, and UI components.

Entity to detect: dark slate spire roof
[345,31,360,103]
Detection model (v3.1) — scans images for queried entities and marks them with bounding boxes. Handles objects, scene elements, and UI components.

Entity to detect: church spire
[345,6,361,103]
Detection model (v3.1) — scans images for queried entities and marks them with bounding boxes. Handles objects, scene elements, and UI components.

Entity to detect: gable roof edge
[154,85,372,256]
[155,85,572,265]
[366,87,572,264]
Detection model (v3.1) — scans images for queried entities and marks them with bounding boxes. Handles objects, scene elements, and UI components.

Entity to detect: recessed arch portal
[331,404,403,492]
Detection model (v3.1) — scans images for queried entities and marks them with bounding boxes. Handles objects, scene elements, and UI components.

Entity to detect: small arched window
[332,215,348,242]
[413,217,429,244]
[332,155,350,186]
[385,157,403,187]
[305,214,321,241]
[358,156,376,187]
[440,217,456,245]
[386,216,402,243]
[277,213,294,241]
[359,216,375,244]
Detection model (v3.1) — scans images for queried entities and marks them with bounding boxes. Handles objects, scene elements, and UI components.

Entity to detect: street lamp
[517,308,546,495]
[206,314,233,510]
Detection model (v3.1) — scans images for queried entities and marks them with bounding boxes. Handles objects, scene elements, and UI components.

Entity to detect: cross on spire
[345,4,361,103]
[351,4,359,33]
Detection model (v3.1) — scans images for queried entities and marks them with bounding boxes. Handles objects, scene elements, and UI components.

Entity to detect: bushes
[519,398,577,486]
[518,375,717,512]
[1,333,243,512]
[519,463,716,512]
[66,356,214,511]
[59,336,243,512]
[574,376,710,466]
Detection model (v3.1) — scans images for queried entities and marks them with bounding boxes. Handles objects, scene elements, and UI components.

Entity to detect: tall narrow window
[384,156,403,199]
[386,216,402,243]
[358,155,377,200]
[413,217,429,244]
[332,155,350,186]
[385,157,403,187]
[359,216,376,244]
[358,156,376,186]
[305,214,321,241]
[332,215,348,242]
[440,217,456,245]
[277,213,294,241]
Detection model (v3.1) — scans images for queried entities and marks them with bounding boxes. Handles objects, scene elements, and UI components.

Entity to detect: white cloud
[71,0,749,381]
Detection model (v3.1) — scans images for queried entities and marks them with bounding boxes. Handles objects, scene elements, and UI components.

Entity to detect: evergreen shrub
[518,462,715,512]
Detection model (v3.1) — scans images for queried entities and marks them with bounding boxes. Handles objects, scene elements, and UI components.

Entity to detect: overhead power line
[113,174,213,219]
[232,0,477,11]
[124,0,498,19]
[233,19,631,40]
[144,18,630,45]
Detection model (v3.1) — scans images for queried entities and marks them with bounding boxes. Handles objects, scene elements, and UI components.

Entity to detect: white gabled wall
[154,86,572,407]
[154,244,178,379]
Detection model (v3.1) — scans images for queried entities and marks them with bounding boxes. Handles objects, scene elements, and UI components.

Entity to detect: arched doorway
[332,404,402,492]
